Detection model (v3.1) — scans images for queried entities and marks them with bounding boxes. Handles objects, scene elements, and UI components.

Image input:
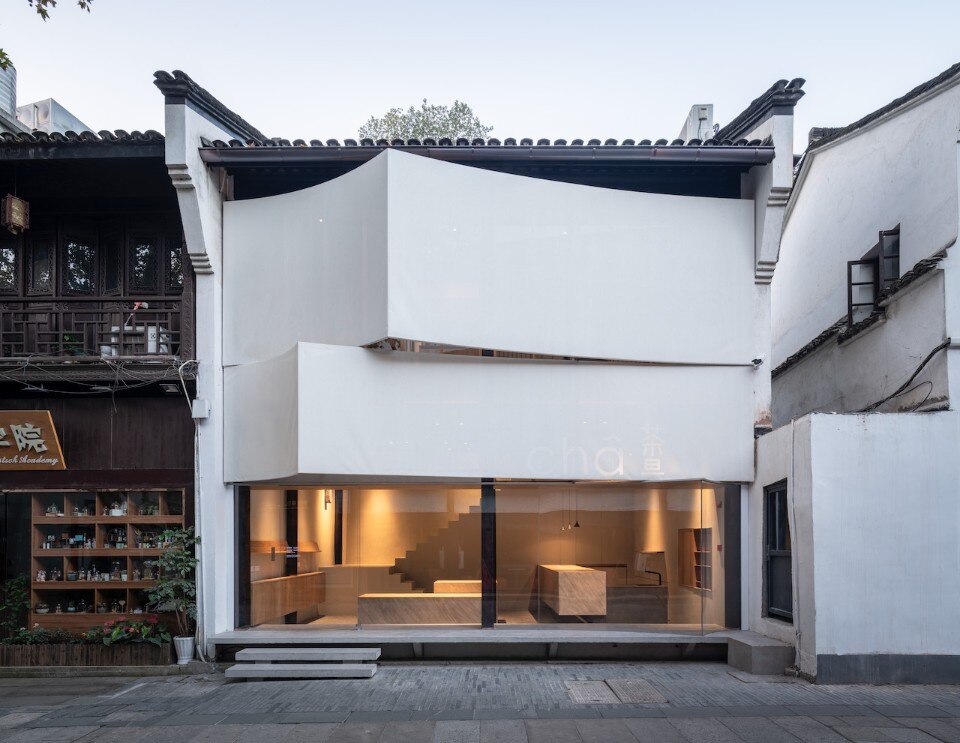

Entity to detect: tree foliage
[1,1,94,71]
[358,99,493,142]
[0,575,29,638]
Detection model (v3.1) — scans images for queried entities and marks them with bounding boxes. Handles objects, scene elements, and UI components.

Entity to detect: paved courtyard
[1,662,960,741]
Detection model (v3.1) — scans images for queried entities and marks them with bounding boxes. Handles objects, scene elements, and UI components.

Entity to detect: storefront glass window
[242,482,733,633]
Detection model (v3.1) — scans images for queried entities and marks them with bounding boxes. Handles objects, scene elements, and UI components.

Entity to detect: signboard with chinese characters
[0,411,66,470]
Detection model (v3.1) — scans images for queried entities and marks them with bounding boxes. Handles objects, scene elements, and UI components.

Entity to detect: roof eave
[198,144,776,168]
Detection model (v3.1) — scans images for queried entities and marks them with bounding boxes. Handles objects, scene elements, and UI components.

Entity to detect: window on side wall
[763,480,793,623]
[846,225,900,326]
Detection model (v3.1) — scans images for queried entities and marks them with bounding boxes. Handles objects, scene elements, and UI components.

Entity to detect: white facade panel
[386,152,756,364]
[753,411,960,678]
[809,412,960,659]
[223,154,389,366]
[224,343,755,483]
[223,150,757,366]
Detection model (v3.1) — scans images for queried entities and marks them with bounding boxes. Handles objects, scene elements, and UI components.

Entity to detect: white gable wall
[774,84,960,370]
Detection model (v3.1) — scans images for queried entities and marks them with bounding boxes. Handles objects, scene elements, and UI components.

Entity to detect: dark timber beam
[481,479,497,628]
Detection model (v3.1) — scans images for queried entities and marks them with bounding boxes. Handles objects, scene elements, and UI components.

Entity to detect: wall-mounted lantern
[1,195,29,234]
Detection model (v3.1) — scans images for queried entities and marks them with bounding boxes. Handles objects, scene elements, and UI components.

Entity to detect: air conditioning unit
[100,325,170,357]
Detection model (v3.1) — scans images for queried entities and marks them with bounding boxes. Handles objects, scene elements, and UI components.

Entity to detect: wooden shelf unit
[678,527,712,591]
[30,490,185,629]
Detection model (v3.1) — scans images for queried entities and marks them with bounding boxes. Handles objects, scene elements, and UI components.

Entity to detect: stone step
[235,647,380,662]
[226,662,377,680]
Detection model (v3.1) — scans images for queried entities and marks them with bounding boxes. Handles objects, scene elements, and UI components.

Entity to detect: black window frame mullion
[763,479,793,623]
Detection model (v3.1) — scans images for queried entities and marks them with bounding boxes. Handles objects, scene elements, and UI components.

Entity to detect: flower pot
[173,636,195,665]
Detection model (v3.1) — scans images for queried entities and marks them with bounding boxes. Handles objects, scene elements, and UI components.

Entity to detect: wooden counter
[538,565,606,617]
[358,593,481,624]
[250,571,325,625]
[433,579,482,593]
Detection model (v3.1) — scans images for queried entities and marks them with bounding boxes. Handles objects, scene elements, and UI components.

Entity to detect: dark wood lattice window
[101,227,123,295]
[164,231,184,294]
[128,230,160,294]
[61,229,98,295]
[26,233,54,295]
[0,234,18,295]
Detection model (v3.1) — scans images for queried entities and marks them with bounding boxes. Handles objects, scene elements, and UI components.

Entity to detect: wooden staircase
[388,506,481,591]
[226,647,380,680]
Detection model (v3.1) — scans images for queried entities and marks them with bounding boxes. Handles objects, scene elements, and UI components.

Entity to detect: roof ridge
[199,135,775,149]
[153,70,265,142]
[714,78,805,142]
[806,61,960,152]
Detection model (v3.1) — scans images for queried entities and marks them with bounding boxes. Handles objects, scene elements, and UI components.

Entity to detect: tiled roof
[0,129,163,145]
[200,135,773,149]
[807,127,842,146]
[153,70,265,142]
[714,78,805,142]
[808,61,960,151]
[772,249,948,379]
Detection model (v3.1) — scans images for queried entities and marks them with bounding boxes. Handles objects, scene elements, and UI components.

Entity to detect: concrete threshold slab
[210,627,739,662]
[211,627,735,646]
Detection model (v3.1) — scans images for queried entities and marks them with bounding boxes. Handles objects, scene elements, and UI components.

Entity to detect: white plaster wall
[772,272,949,425]
[164,103,239,649]
[809,411,960,659]
[775,84,960,368]
[224,343,756,484]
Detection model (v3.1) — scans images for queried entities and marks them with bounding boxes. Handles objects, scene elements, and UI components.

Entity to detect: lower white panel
[224,343,754,483]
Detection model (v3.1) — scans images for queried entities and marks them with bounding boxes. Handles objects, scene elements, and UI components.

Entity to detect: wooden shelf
[30,489,186,631]
[33,581,157,590]
[35,516,183,525]
[678,528,713,591]
[32,548,166,557]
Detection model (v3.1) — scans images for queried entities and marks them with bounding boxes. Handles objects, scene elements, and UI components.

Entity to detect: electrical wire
[856,339,951,413]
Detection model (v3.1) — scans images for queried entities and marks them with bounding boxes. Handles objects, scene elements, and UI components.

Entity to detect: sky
[3,0,960,152]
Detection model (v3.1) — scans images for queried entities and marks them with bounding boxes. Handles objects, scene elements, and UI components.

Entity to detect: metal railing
[0,296,186,360]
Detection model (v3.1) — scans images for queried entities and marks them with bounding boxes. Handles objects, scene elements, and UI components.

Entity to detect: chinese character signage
[0,411,66,470]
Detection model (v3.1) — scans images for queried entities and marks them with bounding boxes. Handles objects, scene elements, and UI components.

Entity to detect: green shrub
[82,616,171,647]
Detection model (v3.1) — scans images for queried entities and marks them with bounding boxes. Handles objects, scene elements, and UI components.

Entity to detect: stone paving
[1,662,960,741]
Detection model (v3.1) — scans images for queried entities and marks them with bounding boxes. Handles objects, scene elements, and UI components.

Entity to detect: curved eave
[198,144,776,168]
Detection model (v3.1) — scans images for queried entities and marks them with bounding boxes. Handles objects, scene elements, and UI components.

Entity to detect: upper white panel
[223,150,756,365]
[386,151,755,364]
[223,154,389,366]
[224,343,755,483]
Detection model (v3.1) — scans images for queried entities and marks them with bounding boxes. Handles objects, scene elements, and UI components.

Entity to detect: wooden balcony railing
[0,297,191,361]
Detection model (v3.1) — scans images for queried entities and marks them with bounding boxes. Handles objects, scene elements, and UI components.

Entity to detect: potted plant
[145,526,199,665]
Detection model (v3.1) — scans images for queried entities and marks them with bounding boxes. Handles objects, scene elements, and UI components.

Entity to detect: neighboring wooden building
[0,128,195,631]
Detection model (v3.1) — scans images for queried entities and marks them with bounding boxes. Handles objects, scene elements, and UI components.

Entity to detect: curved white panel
[224,151,755,366]
[223,154,389,366]
[387,151,755,364]
[224,343,754,483]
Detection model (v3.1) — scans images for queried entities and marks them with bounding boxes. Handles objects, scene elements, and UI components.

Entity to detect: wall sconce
[1,195,29,235]
[324,491,332,510]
